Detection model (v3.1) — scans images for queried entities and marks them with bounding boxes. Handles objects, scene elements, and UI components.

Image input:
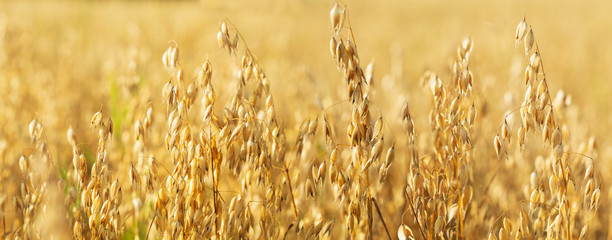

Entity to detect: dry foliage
[0,2,606,240]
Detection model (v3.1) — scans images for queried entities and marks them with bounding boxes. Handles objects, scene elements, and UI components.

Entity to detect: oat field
[1,0,612,239]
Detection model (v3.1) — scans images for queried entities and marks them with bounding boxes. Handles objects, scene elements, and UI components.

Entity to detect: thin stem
[210,142,220,239]
[459,192,464,239]
[368,193,373,240]
[405,190,427,240]
[283,159,299,219]
[372,198,392,240]
[145,214,156,240]
[282,223,294,240]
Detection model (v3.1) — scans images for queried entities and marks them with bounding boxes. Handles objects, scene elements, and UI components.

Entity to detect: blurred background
[1,0,610,145]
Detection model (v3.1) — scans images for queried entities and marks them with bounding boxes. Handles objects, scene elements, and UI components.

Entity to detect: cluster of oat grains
[1,4,604,240]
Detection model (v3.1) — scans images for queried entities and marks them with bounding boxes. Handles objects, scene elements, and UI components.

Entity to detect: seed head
[330,4,342,30]
[525,29,535,54]
[515,18,528,43]
[91,111,103,129]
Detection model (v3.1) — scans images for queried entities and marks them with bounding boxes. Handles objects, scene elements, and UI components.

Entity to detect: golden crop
[0,1,610,239]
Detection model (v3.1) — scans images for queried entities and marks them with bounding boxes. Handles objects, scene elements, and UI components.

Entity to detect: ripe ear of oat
[2,5,606,240]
